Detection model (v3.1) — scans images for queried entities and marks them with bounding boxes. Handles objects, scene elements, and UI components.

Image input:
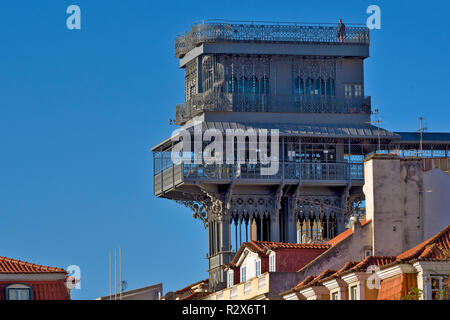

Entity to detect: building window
[315,78,325,95]
[306,78,314,95]
[5,284,32,300]
[227,76,237,93]
[240,266,247,282]
[354,84,362,97]
[260,76,269,94]
[251,76,259,95]
[350,285,358,300]
[239,76,250,94]
[431,275,450,300]
[326,78,335,96]
[344,84,352,97]
[269,253,276,272]
[294,77,304,95]
[227,270,234,288]
[331,291,339,300]
[255,260,261,277]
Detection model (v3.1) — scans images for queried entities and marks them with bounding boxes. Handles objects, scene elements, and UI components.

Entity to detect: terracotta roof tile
[181,291,212,300]
[318,261,360,284]
[351,256,396,272]
[377,273,417,300]
[294,275,315,289]
[294,270,336,291]
[231,240,330,265]
[251,240,330,251]
[174,278,209,294]
[0,280,70,300]
[0,256,66,274]
[396,225,450,262]
[327,219,371,247]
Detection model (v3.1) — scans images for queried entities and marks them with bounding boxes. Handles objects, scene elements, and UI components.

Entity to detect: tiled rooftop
[377,273,417,300]
[396,225,450,262]
[0,256,66,274]
[0,280,70,300]
[174,278,209,295]
[327,219,371,247]
[231,240,330,266]
[282,225,450,299]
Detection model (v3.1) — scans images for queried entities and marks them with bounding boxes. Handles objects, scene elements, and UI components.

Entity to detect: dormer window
[431,275,450,300]
[269,253,276,272]
[5,284,32,300]
[350,285,358,300]
[240,266,247,282]
[255,259,261,277]
[227,270,234,288]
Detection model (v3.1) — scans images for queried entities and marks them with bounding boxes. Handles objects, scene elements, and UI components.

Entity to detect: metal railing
[181,161,364,181]
[175,20,370,57]
[154,161,363,194]
[176,93,371,124]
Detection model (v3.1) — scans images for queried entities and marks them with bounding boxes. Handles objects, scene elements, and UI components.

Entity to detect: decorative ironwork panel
[175,21,370,57]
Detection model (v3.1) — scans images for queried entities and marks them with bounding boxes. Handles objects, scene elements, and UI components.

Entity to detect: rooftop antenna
[109,251,112,300]
[367,108,382,152]
[119,247,127,300]
[115,248,117,300]
[119,247,122,300]
[418,117,428,158]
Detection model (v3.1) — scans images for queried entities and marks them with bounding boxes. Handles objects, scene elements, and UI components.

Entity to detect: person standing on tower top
[337,19,346,42]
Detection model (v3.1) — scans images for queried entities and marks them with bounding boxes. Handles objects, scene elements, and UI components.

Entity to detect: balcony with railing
[176,92,371,124]
[154,161,364,195]
[175,20,370,58]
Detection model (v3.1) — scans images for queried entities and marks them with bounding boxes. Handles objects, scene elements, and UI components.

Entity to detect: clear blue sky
[0,0,449,300]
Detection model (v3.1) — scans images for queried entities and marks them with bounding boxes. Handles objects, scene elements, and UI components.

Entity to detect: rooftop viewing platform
[175,20,370,58]
[176,93,371,125]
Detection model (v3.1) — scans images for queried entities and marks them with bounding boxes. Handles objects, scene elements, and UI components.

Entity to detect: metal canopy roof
[192,121,399,139]
[395,132,450,144]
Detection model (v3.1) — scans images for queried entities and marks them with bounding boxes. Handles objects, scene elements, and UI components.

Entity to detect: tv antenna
[367,108,382,152]
[418,117,428,158]
[109,247,126,300]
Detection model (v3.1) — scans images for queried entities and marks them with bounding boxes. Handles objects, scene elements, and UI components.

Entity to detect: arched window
[5,284,32,300]
[260,76,269,94]
[251,76,259,95]
[306,78,314,95]
[239,76,250,94]
[326,78,336,96]
[315,78,325,95]
[294,77,304,95]
[227,76,237,93]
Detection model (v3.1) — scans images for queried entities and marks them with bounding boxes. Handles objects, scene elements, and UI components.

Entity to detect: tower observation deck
[152,20,450,292]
